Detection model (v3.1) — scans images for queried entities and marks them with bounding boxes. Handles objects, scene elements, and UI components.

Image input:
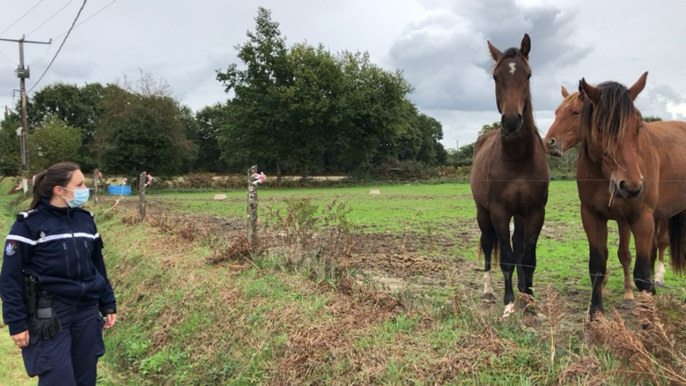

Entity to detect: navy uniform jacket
[0,198,116,335]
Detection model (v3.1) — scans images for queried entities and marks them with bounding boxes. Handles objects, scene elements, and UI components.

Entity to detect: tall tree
[415,113,444,164]
[216,7,293,180]
[96,77,192,176]
[335,51,414,171]
[29,116,82,171]
[0,114,23,175]
[179,105,200,173]
[25,82,112,171]
[283,42,345,177]
[194,103,229,172]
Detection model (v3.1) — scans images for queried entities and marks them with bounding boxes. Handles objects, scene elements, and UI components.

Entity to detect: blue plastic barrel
[107,185,132,196]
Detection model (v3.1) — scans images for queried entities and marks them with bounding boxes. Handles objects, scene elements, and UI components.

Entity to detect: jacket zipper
[63,242,70,276]
[83,240,93,272]
[66,213,87,303]
[65,217,81,278]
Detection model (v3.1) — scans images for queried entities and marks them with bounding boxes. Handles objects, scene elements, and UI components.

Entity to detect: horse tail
[478,234,500,270]
[668,212,686,275]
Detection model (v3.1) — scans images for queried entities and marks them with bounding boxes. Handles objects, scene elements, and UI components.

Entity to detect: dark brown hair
[30,162,81,209]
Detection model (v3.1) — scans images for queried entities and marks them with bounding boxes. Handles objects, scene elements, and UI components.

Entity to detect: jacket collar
[38,197,77,218]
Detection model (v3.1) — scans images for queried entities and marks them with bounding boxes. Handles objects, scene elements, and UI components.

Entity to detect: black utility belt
[23,274,62,340]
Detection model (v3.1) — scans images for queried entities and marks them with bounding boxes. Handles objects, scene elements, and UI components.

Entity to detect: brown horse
[577,72,686,316]
[470,34,550,317]
[544,87,671,306]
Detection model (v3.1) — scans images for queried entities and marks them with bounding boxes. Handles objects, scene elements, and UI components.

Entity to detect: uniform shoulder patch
[4,241,17,256]
[16,209,38,221]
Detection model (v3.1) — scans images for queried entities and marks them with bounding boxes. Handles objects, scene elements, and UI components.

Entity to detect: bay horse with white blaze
[577,72,686,317]
[470,34,550,317]
[544,87,670,308]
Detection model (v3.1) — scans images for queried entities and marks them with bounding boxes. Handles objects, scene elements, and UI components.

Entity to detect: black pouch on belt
[33,292,62,340]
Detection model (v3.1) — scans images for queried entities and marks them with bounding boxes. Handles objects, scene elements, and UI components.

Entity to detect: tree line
[0,7,446,179]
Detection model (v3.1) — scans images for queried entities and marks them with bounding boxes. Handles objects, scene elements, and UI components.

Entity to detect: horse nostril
[548,139,557,147]
[619,180,628,192]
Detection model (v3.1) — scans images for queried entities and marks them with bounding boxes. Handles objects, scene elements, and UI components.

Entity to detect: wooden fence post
[247,165,258,245]
[93,169,99,205]
[139,171,147,220]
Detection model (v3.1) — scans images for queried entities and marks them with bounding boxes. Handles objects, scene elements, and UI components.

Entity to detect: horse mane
[491,47,539,140]
[580,82,640,156]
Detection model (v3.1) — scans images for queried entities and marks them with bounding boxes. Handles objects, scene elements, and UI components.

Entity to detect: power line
[27,44,53,66]
[27,0,87,94]
[26,0,74,38]
[0,1,45,36]
[53,0,116,40]
[0,48,17,64]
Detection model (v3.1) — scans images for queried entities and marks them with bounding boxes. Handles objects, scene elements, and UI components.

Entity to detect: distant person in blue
[0,162,117,386]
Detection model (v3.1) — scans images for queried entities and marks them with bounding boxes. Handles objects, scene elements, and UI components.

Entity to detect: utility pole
[0,36,51,172]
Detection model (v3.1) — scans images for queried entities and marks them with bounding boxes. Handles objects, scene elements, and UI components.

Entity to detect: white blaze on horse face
[509,62,517,75]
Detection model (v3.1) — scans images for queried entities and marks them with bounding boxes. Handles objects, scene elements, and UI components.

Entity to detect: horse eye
[493,75,498,82]
[527,74,532,80]
[572,111,580,116]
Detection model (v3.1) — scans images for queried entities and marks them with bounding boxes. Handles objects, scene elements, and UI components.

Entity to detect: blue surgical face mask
[61,187,90,208]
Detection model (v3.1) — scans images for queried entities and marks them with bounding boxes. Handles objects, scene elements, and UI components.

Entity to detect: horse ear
[561,85,569,98]
[628,71,648,101]
[520,34,531,58]
[487,41,502,61]
[579,78,600,104]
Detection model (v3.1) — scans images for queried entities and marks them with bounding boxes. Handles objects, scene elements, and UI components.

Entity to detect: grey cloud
[645,84,685,105]
[390,0,591,112]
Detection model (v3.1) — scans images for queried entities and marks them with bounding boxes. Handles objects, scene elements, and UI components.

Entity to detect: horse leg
[513,215,525,296]
[580,204,609,318]
[655,219,669,286]
[617,221,634,309]
[477,204,497,303]
[490,205,516,317]
[520,208,545,301]
[631,213,656,295]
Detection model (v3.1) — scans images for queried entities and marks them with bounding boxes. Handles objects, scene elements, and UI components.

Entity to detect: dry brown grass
[588,292,686,386]
[519,285,568,366]
[275,292,400,385]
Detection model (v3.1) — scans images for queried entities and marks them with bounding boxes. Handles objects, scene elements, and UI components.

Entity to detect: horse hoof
[502,303,515,318]
[620,299,634,310]
[589,308,604,321]
[481,293,496,304]
[523,303,538,316]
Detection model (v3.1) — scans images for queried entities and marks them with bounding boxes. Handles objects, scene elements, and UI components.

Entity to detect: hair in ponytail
[29,162,80,210]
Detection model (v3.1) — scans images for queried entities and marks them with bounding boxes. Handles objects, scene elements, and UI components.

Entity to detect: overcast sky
[1,0,685,149]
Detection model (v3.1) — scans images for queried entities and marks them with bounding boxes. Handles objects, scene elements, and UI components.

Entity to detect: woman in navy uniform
[0,162,117,385]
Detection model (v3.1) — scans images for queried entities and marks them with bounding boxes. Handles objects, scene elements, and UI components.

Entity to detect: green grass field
[148,181,685,305]
[1,179,685,385]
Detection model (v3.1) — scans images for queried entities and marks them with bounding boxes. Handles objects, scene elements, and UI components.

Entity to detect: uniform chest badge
[40,231,46,238]
[5,241,17,256]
